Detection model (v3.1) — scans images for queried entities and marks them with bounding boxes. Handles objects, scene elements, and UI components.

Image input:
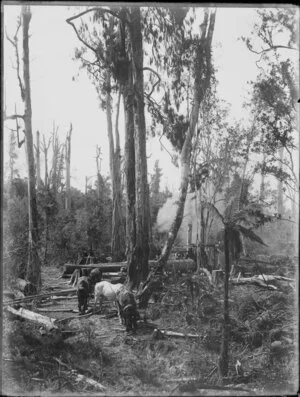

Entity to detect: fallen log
[16,278,37,296]
[169,379,250,393]
[231,277,277,290]
[153,328,201,339]
[62,263,126,276]
[257,274,294,282]
[50,295,77,301]
[62,259,196,276]
[35,308,77,313]
[6,306,58,331]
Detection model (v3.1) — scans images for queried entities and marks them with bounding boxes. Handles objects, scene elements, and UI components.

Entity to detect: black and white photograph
[2,3,299,396]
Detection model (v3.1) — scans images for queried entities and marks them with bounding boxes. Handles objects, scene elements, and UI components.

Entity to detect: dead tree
[5,6,42,288]
[65,123,72,211]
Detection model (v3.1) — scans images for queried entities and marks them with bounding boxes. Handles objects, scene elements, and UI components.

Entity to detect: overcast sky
[3,5,279,192]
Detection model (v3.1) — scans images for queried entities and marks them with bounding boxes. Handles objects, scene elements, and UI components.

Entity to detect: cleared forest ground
[2,261,298,396]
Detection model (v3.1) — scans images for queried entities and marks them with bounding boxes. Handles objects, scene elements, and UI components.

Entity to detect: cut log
[62,259,196,276]
[257,274,294,282]
[62,263,126,276]
[50,295,77,301]
[153,328,201,339]
[6,306,58,330]
[16,278,37,296]
[35,308,77,313]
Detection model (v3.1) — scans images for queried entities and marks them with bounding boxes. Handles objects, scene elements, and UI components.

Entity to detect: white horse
[94,281,124,321]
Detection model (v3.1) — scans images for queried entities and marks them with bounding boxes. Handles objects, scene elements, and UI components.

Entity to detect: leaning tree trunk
[22,5,41,289]
[129,7,150,287]
[218,224,230,378]
[138,9,216,307]
[159,9,215,271]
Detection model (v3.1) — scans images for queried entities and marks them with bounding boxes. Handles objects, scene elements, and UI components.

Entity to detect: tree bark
[105,73,124,261]
[22,5,41,289]
[112,89,124,260]
[123,68,137,288]
[128,7,150,287]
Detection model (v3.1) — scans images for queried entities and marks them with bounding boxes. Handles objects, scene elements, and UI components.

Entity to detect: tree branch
[66,17,98,56]
[5,114,25,120]
[66,6,128,26]
[248,44,298,55]
[6,20,25,101]
[143,67,161,98]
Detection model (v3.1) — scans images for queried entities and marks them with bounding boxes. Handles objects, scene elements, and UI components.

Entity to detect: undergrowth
[2,262,298,395]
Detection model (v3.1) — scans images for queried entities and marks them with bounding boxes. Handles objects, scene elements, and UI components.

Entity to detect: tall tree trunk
[35,130,41,190]
[105,74,123,261]
[22,5,41,288]
[218,224,230,378]
[123,75,137,287]
[65,123,72,211]
[129,7,150,287]
[112,89,124,261]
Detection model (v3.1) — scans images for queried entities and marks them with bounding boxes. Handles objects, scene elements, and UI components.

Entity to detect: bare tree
[14,6,41,287]
[65,123,72,211]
